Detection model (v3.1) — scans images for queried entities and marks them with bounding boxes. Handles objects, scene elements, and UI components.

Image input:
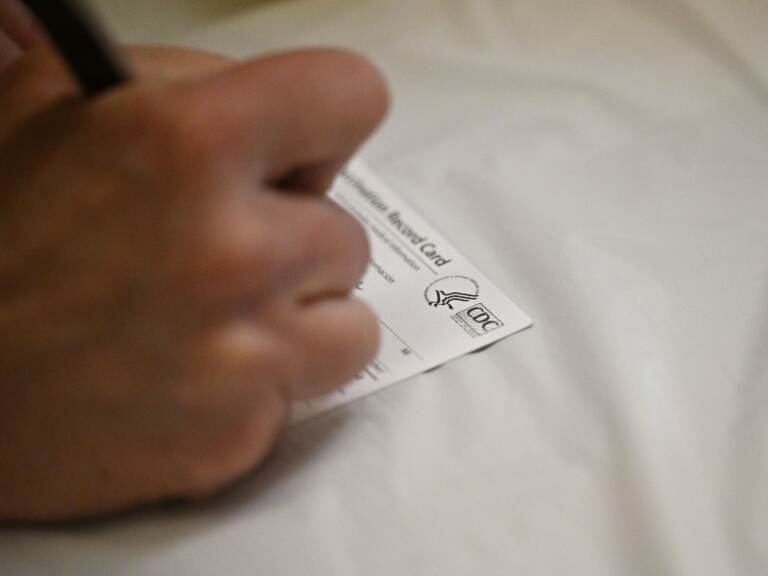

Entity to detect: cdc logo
[451,303,504,337]
[424,275,480,311]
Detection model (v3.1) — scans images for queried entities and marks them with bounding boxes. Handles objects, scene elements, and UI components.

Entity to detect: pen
[21,0,129,96]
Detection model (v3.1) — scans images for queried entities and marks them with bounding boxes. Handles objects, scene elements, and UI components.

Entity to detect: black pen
[21,0,129,96]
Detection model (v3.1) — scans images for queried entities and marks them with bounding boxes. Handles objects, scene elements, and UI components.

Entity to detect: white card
[291,162,532,422]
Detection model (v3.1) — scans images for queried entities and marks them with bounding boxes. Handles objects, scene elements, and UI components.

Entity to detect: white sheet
[2,1,767,574]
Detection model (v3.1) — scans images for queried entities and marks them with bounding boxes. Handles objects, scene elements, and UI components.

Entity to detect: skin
[0,1,388,521]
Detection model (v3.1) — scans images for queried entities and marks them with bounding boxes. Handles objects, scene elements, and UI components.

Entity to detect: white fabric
[2,1,767,573]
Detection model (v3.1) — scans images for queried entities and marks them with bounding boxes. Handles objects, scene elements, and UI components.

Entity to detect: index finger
[183,49,390,193]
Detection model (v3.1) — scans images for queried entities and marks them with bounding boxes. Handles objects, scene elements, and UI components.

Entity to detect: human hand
[0,43,388,521]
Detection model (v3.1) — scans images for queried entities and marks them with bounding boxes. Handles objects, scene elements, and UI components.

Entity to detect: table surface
[2,1,768,574]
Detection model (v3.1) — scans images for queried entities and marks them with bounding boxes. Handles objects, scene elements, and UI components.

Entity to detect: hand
[0,43,388,521]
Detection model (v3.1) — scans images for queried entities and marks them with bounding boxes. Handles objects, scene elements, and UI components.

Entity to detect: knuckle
[313,49,391,121]
[174,356,290,497]
[166,207,278,303]
[125,89,176,136]
[347,216,372,275]
[205,217,276,292]
[180,405,285,500]
[178,461,230,501]
[334,208,371,282]
[129,89,223,169]
[324,301,380,365]
[301,202,370,273]
[180,434,267,499]
[290,301,381,399]
[349,302,381,363]
[322,302,380,387]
